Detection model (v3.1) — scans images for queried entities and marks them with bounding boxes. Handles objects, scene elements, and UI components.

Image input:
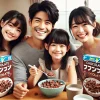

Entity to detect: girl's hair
[44,28,70,70]
[69,6,100,37]
[0,10,27,51]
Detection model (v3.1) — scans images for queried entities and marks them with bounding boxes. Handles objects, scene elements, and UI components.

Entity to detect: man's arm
[11,49,29,99]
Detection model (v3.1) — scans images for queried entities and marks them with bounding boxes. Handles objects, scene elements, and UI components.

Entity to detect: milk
[75,98,90,100]
[73,94,93,100]
[68,87,81,91]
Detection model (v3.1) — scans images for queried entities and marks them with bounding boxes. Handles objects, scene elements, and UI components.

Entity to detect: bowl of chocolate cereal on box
[83,78,100,97]
[0,77,13,97]
[38,79,65,97]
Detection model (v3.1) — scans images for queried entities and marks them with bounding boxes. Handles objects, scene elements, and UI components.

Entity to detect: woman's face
[1,18,21,41]
[71,19,95,43]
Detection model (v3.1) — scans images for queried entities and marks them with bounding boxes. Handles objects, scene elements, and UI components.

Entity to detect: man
[12,1,59,99]
[12,0,76,99]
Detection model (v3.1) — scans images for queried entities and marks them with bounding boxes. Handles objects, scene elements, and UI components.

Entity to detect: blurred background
[0,0,100,47]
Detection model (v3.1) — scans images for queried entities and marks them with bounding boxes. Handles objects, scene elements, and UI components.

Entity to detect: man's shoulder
[12,41,28,53]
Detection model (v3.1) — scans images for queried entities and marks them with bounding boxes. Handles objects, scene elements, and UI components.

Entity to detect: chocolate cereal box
[0,55,13,97]
[83,54,100,99]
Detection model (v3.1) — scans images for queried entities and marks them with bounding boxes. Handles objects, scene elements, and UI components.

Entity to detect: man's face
[29,11,53,40]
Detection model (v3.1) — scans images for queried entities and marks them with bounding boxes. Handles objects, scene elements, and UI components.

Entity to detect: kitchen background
[0,0,100,47]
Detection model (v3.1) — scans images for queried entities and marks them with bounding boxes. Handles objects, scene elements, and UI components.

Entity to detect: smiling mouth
[6,32,14,38]
[35,28,48,34]
[78,33,87,39]
[54,53,62,55]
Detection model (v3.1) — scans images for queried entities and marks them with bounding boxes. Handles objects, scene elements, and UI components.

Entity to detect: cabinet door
[89,0,100,22]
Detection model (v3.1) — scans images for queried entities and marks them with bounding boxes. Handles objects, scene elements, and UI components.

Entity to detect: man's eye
[45,21,51,25]
[35,20,40,22]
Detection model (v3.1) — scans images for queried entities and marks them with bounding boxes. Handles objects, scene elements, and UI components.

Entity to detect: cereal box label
[83,54,100,98]
[0,55,13,97]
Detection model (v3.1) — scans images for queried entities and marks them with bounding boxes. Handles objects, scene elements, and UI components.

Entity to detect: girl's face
[1,18,21,41]
[29,11,53,41]
[71,19,95,43]
[46,43,68,60]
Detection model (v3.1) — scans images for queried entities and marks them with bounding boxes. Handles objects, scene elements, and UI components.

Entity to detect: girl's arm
[67,58,77,84]
[27,66,43,89]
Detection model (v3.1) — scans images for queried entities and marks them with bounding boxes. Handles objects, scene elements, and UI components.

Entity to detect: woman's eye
[8,23,13,27]
[83,23,87,26]
[73,25,77,28]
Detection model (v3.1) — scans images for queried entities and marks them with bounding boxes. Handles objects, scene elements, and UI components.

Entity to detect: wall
[0,0,100,41]
[0,0,30,35]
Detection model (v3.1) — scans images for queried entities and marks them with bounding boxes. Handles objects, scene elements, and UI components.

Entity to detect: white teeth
[37,30,45,34]
[40,31,45,34]
[78,34,86,38]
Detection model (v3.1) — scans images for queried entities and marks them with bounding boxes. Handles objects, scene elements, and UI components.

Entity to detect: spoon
[28,64,49,77]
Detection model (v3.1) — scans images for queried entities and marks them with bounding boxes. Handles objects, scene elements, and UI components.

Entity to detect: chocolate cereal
[41,80,63,88]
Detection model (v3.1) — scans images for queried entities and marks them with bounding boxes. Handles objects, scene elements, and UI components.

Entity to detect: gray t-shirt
[12,41,44,85]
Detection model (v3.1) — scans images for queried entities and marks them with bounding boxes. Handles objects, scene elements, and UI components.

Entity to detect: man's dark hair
[28,1,59,25]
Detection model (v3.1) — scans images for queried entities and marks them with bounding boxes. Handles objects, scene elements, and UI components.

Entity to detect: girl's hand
[47,71,55,77]
[29,65,38,77]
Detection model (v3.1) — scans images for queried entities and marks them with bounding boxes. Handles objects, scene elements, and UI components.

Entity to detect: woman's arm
[67,59,77,84]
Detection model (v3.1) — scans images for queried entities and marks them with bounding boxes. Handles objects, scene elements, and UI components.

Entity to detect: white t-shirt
[39,56,78,82]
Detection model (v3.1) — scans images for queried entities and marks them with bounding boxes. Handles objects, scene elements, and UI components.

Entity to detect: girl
[28,29,78,88]
[0,10,27,56]
[0,10,27,96]
[69,6,100,99]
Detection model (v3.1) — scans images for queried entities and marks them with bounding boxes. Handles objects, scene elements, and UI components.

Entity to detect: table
[0,86,97,100]
[0,86,67,100]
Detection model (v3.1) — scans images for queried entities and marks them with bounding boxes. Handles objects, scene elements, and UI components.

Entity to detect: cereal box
[83,54,100,99]
[0,55,13,97]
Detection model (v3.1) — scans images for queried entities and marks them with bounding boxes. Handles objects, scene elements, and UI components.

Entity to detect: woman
[0,10,27,97]
[0,10,27,56]
[69,6,100,99]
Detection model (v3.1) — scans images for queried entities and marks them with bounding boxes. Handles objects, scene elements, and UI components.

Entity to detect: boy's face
[29,11,53,40]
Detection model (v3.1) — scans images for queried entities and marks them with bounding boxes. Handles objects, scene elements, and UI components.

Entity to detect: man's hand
[13,82,29,99]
